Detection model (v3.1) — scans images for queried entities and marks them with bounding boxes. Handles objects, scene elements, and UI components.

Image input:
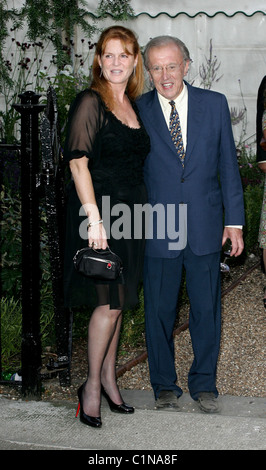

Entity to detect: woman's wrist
[88,219,103,228]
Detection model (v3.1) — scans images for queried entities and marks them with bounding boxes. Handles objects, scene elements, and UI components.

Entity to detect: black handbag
[73,246,123,280]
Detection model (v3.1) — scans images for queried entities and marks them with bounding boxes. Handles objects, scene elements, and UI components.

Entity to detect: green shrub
[239,161,264,189]
[243,183,264,253]
[0,297,22,371]
[120,286,145,350]
[0,290,55,373]
[0,187,22,297]
[0,185,55,371]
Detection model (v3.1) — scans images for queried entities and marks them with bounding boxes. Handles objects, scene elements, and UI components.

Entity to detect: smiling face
[98,38,138,88]
[147,42,190,100]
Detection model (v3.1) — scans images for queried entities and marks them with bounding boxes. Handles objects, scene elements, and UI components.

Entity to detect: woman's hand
[88,222,108,250]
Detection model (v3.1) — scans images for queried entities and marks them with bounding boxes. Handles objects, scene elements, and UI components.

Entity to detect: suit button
[181,178,185,182]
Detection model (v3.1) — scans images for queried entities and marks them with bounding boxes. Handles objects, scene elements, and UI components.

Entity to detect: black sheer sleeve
[256,76,266,163]
[63,89,105,163]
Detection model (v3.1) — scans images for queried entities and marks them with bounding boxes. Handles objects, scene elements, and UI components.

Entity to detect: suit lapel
[147,90,178,156]
[185,83,204,164]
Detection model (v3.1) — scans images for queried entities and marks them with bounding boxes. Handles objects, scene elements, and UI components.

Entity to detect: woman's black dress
[63,89,150,310]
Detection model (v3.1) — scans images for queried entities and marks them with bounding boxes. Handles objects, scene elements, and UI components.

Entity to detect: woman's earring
[99,66,103,78]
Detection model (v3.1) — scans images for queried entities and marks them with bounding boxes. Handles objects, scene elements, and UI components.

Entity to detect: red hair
[91,25,144,110]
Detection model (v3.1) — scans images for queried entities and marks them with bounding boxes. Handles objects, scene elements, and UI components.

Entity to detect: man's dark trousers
[143,243,221,401]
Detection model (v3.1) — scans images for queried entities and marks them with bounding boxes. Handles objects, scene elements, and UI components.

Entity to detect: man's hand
[222,227,244,257]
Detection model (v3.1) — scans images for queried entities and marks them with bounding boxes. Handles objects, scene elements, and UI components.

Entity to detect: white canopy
[86,0,266,17]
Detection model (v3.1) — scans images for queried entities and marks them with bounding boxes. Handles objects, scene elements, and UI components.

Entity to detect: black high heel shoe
[101,386,134,414]
[76,384,102,428]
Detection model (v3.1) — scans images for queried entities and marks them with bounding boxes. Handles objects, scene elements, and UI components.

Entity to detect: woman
[63,26,150,427]
[257,76,266,307]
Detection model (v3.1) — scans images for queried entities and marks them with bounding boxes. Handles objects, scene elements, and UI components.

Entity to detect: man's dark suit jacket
[137,82,245,258]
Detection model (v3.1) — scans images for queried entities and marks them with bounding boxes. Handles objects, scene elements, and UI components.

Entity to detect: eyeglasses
[149,62,184,75]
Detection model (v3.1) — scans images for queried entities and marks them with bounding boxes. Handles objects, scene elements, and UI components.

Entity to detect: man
[137,36,245,413]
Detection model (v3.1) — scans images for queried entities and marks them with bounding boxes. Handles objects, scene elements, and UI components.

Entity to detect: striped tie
[169,100,185,166]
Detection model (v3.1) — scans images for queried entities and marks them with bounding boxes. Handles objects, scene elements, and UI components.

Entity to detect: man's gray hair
[143,36,191,69]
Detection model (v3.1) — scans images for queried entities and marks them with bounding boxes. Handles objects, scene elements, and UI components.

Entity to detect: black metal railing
[40,88,73,388]
[0,89,72,398]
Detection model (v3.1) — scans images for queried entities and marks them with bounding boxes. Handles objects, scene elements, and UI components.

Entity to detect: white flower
[60,64,73,76]
[59,70,70,77]
[38,69,48,76]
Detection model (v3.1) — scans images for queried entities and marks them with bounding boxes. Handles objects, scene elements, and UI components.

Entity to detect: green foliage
[39,281,56,347]
[0,38,56,143]
[0,0,134,144]
[21,0,98,68]
[0,185,52,296]
[0,1,22,94]
[0,290,55,372]
[238,149,264,253]
[239,162,264,189]
[0,0,97,142]
[96,0,134,19]
[237,142,264,188]
[0,297,22,371]
[120,286,145,349]
[37,62,94,145]
[243,183,264,253]
[0,187,22,297]
[0,185,56,371]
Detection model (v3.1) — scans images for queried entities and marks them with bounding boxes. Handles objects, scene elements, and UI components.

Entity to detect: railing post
[13,91,45,399]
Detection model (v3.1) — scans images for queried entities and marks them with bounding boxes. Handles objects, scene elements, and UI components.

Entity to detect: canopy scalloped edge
[86,10,266,19]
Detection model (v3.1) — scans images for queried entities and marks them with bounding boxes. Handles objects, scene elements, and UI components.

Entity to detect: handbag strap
[92,246,114,256]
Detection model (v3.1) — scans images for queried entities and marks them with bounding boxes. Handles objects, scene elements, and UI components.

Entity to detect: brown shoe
[155,390,180,410]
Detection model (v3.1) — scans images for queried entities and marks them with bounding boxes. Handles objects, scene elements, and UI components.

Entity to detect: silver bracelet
[87,219,103,228]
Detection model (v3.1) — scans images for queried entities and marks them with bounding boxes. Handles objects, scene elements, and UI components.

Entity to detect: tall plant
[0,0,134,143]
[21,0,98,68]
[0,2,23,92]
[199,39,223,90]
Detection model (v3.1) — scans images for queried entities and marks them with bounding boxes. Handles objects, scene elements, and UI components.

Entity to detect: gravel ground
[117,256,265,398]
[1,254,265,402]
